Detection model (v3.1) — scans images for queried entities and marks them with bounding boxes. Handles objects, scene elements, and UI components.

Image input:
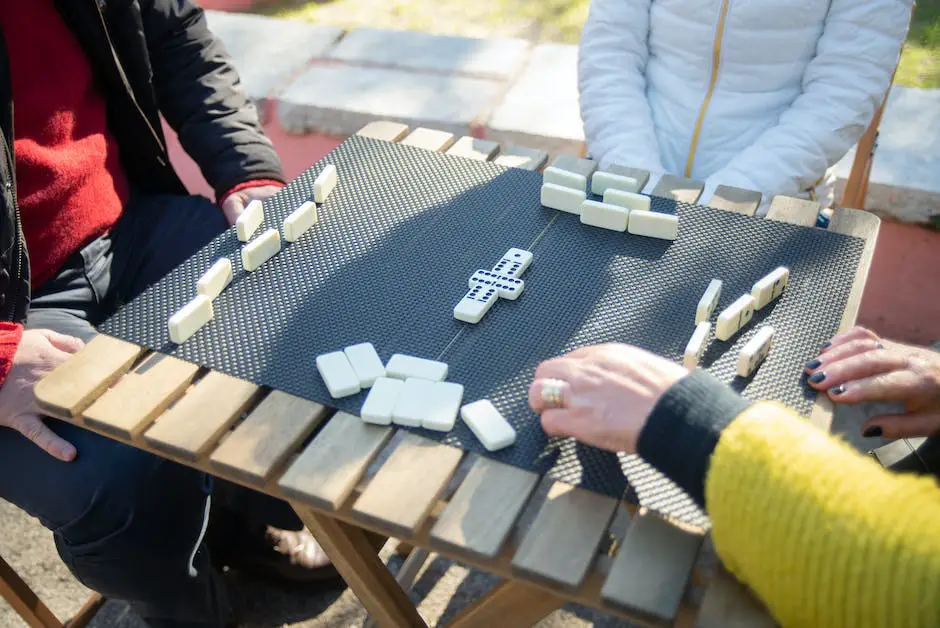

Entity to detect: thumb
[10,413,77,462]
[38,329,85,354]
[863,413,940,440]
[221,194,246,226]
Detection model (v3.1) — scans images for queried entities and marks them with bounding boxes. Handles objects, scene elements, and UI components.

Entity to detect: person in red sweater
[0,2,332,626]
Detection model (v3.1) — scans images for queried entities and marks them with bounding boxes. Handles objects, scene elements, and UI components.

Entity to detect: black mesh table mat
[101,135,865,526]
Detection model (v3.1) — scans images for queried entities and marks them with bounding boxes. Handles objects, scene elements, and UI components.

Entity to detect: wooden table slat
[492,145,549,171]
[429,456,539,560]
[278,412,393,510]
[709,185,762,216]
[446,580,565,628]
[352,433,463,536]
[445,136,500,161]
[601,513,703,623]
[694,567,775,628]
[143,371,261,460]
[400,127,456,152]
[765,195,820,226]
[209,391,329,485]
[549,155,598,179]
[512,482,619,590]
[355,121,410,142]
[82,354,199,439]
[652,174,705,204]
[34,335,144,419]
[606,164,651,193]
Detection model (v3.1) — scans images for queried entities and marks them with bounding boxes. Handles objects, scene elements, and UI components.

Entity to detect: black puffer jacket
[0,0,285,324]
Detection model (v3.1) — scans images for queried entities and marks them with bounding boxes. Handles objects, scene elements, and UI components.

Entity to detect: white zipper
[187,494,211,578]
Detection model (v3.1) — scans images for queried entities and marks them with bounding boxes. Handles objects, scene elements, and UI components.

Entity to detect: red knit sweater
[0,1,280,386]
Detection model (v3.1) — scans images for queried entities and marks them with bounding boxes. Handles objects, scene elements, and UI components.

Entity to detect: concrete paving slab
[328,28,529,79]
[278,65,500,137]
[487,43,584,155]
[205,11,343,102]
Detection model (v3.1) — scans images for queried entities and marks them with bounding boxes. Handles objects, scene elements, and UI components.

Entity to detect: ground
[259,0,940,89]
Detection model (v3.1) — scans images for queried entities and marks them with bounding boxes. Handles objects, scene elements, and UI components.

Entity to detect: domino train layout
[316,343,516,452]
[453,248,532,324]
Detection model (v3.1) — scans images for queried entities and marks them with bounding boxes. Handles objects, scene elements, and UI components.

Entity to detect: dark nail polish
[832,384,846,395]
[863,426,883,438]
[806,359,822,370]
[820,342,831,350]
[808,371,826,384]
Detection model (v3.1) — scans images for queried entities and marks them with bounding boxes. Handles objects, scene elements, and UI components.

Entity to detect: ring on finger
[540,378,568,409]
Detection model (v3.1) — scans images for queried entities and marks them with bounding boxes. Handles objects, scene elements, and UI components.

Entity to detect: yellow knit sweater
[707,402,940,627]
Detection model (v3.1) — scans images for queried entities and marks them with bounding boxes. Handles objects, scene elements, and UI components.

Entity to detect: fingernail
[806,359,822,370]
[820,342,831,350]
[808,371,826,384]
[831,384,846,395]
[58,444,77,461]
[863,426,883,438]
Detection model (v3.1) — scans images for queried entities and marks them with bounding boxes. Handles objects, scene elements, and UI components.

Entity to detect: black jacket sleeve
[141,0,285,198]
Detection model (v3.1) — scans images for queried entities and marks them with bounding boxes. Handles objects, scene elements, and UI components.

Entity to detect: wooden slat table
[31,121,880,628]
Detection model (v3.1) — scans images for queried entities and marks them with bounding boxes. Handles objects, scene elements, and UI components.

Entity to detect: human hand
[806,327,940,438]
[0,329,84,461]
[220,184,283,226]
[528,343,688,453]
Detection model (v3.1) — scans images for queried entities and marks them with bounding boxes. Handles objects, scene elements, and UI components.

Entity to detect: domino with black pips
[453,285,498,323]
[715,294,756,341]
[684,321,711,369]
[751,267,790,310]
[460,399,516,451]
[315,351,361,399]
[696,279,723,324]
[737,326,775,377]
[360,377,404,425]
[344,342,385,388]
[492,248,533,279]
[469,270,524,300]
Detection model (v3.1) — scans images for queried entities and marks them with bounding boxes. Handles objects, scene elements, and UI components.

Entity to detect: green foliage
[896,0,940,88]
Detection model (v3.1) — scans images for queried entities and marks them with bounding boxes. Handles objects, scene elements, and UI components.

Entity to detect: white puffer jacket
[579,0,912,209]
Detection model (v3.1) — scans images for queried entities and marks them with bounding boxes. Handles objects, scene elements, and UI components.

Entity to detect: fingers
[539,408,572,438]
[221,195,246,226]
[821,326,879,353]
[825,370,922,405]
[805,338,885,374]
[533,356,578,383]
[9,414,76,461]
[528,377,573,413]
[806,349,907,393]
[39,329,85,354]
[862,413,940,440]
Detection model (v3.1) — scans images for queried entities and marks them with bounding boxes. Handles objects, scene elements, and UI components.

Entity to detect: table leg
[0,554,64,628]
[445,580,565,628]
[290,504,427,628]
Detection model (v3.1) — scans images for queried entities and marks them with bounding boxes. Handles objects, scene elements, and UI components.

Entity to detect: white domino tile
[580,200,630,232]
[543,166,588,192]
[168,294,213,344]
[603,188,651,212]
[591,171,639,196]
[360,377,404,425]
[492,248,533,278]
[196,258,233,299]
[316,351,362,399]
[541,183,586,214]
[683,321,711,369]
[235,199,264,242]
[469,270,524,300]
[344,342,385,388]
[423,382,465,432]
[460,399,516,452]
[283,201,318,242]
[385,354,449,382]
[695,279,723,324]
[715,294,756,341]
[751,267,790,310]
[738,326,775,377]
[454,285,498,323]
[392,378,436,427]
[627,210,679,241]
[313,164,338,203]
[241,228,281,271]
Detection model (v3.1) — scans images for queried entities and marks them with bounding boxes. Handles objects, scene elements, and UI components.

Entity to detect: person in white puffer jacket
[579,0,913,212]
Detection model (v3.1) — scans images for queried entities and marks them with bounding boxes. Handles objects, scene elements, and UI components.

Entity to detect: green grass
[262,0,940,89]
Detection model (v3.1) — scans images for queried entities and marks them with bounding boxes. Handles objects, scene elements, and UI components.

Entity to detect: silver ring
[875,341,885,349]
[540,379,567,409]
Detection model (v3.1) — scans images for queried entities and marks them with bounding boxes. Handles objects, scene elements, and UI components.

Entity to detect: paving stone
[328,27,529,79]
[278,65,500,136]
[487,43,584,155]
[205,11,343,102]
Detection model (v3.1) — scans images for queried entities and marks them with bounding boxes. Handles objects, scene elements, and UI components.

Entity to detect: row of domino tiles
[539,160,678,241]
[684,267,790,377]
[453,248,534,324]
[316,343,516,451]
[167,165,338,344]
